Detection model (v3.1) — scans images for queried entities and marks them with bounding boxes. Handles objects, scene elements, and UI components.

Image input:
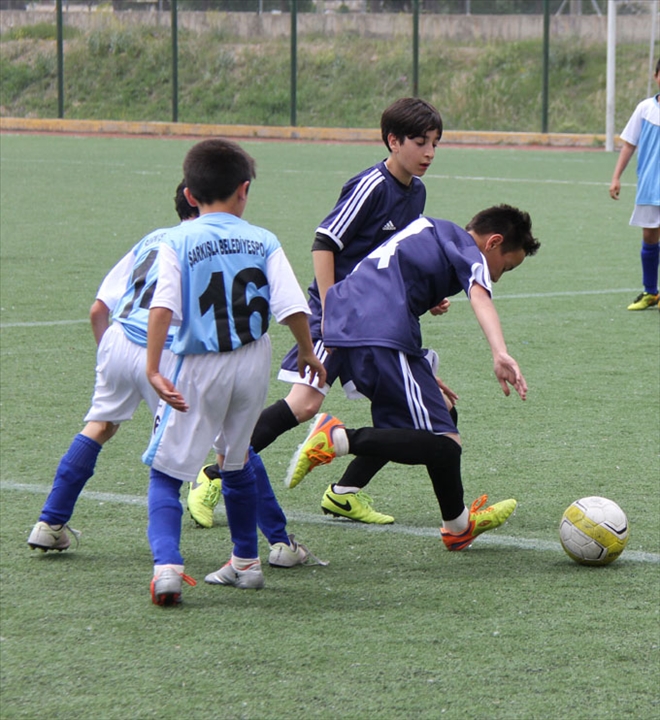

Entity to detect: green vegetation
[1,21,657,132]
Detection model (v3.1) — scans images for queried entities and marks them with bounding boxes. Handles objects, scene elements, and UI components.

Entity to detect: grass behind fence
[0,134,658,719]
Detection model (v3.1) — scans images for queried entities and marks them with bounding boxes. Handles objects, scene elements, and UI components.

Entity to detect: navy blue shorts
[330,346,457,434]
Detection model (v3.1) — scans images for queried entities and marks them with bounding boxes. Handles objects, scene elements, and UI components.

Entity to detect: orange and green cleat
[285,413,346,489]
[440,495,517,551]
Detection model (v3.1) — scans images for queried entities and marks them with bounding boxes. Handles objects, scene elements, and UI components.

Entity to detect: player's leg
[325,347,456,523]
[251,339,331,453]
[148,468,196,606]
[28,326,143,552]
[145,349,257,603]
[641,226,660,294]
[190,342,330,525]
[627,208,660,310]
[202,338,270,590]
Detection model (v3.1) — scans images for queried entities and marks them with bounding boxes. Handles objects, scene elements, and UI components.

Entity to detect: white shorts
[143,334,272,481]
[629,205,660,228]
[84,323,176,423]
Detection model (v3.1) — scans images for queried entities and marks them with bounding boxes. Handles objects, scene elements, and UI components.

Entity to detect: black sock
[335,456,389,490]
[250,398,299,453]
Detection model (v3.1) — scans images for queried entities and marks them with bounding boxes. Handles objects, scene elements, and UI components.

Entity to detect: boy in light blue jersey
[609,58,660,311]
[143,138,326,605]
[27,182,197,553]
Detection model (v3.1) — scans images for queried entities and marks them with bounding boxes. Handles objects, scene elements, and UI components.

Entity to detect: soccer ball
[559,496,629,566]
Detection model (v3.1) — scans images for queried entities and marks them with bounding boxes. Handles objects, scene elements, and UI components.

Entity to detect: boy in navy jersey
[27,182,197,554]
[191,97,445,526]
[144,139,326,605]
[286,205,541,552]
[609,58,660,311]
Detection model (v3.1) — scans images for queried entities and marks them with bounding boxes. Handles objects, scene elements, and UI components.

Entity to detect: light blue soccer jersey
[620,94,660,206]
[112,227,175,348]
[160,213,282,355]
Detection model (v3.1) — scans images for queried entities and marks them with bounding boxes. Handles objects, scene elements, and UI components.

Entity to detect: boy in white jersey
[143,138,326,605]
[286,205,541,553]
[27,182,197,553]
[191,97,447,526]
[609,58,660,311]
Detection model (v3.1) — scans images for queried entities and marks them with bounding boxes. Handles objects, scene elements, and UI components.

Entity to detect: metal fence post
[172,0,178,123]
[412,0,419,97]
[542,0,549,133]
[291,0,297,127]
[56,0,64,118]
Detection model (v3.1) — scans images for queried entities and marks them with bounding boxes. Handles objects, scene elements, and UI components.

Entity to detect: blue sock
[641,242,659,295]
[147,469,184,566]
[221,464,259,559]
[40,434,102,525]
[250,448,289,546]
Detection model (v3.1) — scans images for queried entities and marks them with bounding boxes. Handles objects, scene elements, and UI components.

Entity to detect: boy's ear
[183,187,199,207]
[484,233,504,252]
[237,180,251,200]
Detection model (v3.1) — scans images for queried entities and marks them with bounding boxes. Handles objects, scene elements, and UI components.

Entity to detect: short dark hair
[466,205,541,257]
[381,97,443,151]
[174,179,199,221]
[655,57,660,76]
[183,138,256,206]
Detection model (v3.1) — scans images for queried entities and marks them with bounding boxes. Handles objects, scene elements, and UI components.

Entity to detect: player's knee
[82,421,120,445]
[286,388,324,423]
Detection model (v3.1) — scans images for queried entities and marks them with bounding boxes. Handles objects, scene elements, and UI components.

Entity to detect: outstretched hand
[493,352,527,400]
[148,372,189,412]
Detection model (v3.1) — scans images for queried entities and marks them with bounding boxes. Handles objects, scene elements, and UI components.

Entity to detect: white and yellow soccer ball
[559,496,629,566]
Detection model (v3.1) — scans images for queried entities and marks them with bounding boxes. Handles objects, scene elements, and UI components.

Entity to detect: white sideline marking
[0,288,642,330]
[4,480,658,564]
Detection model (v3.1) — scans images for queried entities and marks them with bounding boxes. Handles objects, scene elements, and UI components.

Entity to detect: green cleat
[321,485,394,524]
[627,292,659,310]
[187,465,222,528]
[285,413,346,489]
[440,495,517,551]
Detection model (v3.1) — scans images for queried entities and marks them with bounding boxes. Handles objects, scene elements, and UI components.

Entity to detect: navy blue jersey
[323,217,492,356]
[307,160,426,336]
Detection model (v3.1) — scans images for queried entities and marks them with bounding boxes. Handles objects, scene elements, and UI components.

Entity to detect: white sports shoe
[151,564,197,606]
[204,559,264,589]
[268,534,310,568]
[27,521,80,552]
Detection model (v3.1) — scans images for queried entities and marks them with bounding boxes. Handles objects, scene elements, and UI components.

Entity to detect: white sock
[443,507,469,534]
[231,555,261,571]
[154,563,184,575]
[331,484,360,495]
[331,426,349,457]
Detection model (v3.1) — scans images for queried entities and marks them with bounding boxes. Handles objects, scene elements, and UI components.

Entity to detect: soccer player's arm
[312,232,337,312]
[283,312,327,388]
[91,249,136,344]
[469,283,527,400]
[609,140,636,200]
[89,300,112,345]
[146,245,188,411]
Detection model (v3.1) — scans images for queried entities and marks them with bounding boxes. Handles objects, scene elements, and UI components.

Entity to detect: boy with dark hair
[144,138,326,605]
[27,181,198,553]
[286,205,541,552]
[609,58,660,311]
[190,97,445,526]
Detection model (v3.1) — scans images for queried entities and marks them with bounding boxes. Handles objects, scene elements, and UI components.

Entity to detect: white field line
[3,480,658,564]
[0,287,641,331]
